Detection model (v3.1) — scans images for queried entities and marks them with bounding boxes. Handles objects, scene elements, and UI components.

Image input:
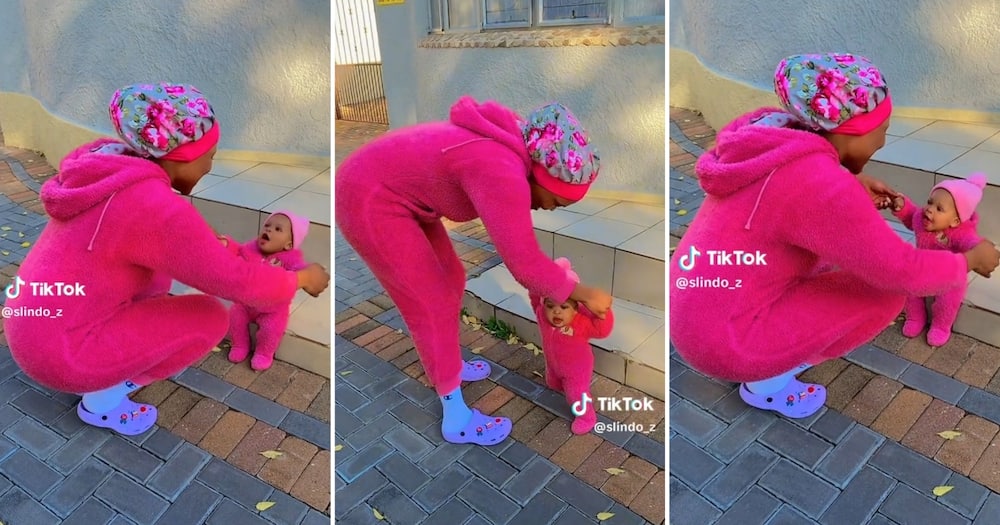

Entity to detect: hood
[447,95,531,166]
[42,138,169,221]
[695,107,839,197]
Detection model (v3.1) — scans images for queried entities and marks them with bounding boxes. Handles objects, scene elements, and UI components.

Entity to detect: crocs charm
[476,426,484,437]
[119,405,148,425]
[443,395,452,401]
[786,386,817,407]
[786,395,795,407]
[474,363,484,369]
[125,380,136,389]
[560,326,574,336]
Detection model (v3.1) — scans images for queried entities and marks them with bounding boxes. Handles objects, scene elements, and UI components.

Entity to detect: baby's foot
[571,412,597,435]
[251,353,275,371]
[228,345,250,363]
[901,319,924,338]
[927,327,951,347]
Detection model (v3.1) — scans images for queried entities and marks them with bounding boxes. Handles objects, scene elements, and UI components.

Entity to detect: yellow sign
[376,0,405,5]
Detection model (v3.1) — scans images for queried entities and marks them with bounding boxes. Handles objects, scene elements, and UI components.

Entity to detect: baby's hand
[890,195,905,212]
[217,235,229,248]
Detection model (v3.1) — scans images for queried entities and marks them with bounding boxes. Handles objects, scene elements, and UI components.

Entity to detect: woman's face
[160,146,218,195]
[530,180,576,211]
[834,118,891,174]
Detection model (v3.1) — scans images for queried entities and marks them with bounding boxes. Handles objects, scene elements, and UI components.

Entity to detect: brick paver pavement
[333,119,666,525]
[0,134,330,523]
[669,106,1000,523]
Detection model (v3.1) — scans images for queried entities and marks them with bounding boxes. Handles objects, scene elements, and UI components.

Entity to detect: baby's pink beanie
[932,173,987,223]
[268,210,310,250]
[554,257,579,283]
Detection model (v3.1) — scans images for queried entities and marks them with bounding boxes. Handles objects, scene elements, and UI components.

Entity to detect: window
[428,0,663,32]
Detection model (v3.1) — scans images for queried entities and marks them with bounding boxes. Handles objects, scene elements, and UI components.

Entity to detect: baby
[892,173,986,346]
[221,211,311,369]
[529,258,614,434]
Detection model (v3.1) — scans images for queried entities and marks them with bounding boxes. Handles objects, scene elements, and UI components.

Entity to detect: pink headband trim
[831,95,892,136]
[162,122,220,162]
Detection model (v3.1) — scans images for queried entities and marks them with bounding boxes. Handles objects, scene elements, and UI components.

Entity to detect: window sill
[419,24,664,48]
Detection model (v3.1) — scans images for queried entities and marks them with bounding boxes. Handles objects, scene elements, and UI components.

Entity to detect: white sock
[81,380,142,413]
[440,387,473,433]
[745,365,806,395]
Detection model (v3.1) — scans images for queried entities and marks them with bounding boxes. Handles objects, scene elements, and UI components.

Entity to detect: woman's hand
[964,239,1000,278]
[218,235,229,248]
[570,283,612,319]
[297,263,331,297]
[857,173,900,210]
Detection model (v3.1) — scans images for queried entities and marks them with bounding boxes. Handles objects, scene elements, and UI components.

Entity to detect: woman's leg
[336,192,510,445]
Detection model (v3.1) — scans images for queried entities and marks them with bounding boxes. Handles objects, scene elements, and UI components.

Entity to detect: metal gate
[335,0,389,125]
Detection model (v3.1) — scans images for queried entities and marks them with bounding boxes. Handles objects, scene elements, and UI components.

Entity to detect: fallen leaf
[470,346,484,354]
[211,347,221,353]
[677,209,688,216]
[533,371,543,378]
[679,175,685,180]
[17,232,24,238]
[256,501,276,511]
[523,342,539,352]
[373,508,386,520]
[605,467,626,475]
[597,512,615,521]
[0,226,8,231]
[0,251,7,256]
[674,198,681,205]
[260,450,284,459]
[938,430,962,440]
[933,485,954,497]
[396,329,403,334]
[339,370,353,376]
[334,444,344,451]
[19,242,29,248]
[506,335,519,345]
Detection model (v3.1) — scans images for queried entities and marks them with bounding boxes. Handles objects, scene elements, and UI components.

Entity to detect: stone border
[420,24,664,49]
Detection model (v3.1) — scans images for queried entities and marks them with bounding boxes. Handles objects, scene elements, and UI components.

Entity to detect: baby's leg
[902,296,927,338]
[928,285,966,347]
[228,303,253,363]
[563,375,596,435]
[545,365,563,392]
[250,309,291,371]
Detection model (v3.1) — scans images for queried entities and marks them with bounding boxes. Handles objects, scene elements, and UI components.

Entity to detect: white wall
[0,0,330,158]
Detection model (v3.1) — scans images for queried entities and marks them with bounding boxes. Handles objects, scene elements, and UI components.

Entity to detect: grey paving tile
[766,505,817,525]
[62,498,116,525]
[390,400,438,434]
[375,453,431,494]
[3,415,67,459]
[424,498,476,525]
[669,399,727,446]
[383,424,435,462]
[535,388,573,418]
[413,463,474,513]
[353,390,407,423]
[345,346,388,369]
[869,440,952,491]
[786,405,828,430]
[174,368,235,401]
[0,448,63,499]
[339,367,376,392]
[717,486,783,525]
[509,490,567,524]
[457,477,521,525]
[551,506,590,525]
[205,499,269,524]
[335,404,362,440]
[758,459,839,519]
[546,471,615,518]
[336,441,394,483]
[706,408,775,462]
[258,488,311,525]
[758,420,834,469]
[152,482,222,525]
[225,388,290,427]
[95,472,169,524]
[702,442,779,509]
[51,404,89,437]
[335,384,370,412]
[418,443,471,477]
[810,409,855,444]
[957,388,1000,427]
[49,425,112,474]
[602,502,649,525]
[42,457,112,518]
[0,487,60,524]
[11,387,70,424]
[625,433,665,469]
[194,458,273,511]
[499,441,536,470]
[819,466,895,525]
[937,472,990,520]
[846,344,910,379]
[499,372,544,400]
[345,413,398,450]
[898,365,968,405]
[671,369,733,408]
[333,468,388,519]
[868,514,899,525]
[142,427,184,460]
[669,476,723,525]
[358,367,409,399]
[670,435,725,490]
[95,436,164,483]
[280,410,330,450]
[302,509,332,525]
[146,443,211,500]
[879,483,968,525]
[369,483,429,524]
[974,493,1000,524]
[501,455,560,505]
[670,356,690,380]
[709,388,753,423]
[483,435,514,457]
[0,404,24,434]
[338,503,383,525]
[456,445,517,490]
[816,425,884,488]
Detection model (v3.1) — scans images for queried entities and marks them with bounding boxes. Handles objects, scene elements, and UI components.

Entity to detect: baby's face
[543,298,577,328]
[258,214,294,254]
[923,189,961,232]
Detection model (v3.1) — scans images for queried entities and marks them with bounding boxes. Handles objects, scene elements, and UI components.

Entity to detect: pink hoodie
[4,139,299,390]
[669,108,968,382]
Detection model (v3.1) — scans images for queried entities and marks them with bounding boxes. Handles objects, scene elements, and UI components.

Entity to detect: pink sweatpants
[335,185,465,396]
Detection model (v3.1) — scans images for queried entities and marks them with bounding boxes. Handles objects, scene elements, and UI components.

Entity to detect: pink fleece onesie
[225,238,308,363]
[893,195,981,341]
[335,96,577,396]
[670,108,970,383]
[3,139,299,394]
[529,290,613,433]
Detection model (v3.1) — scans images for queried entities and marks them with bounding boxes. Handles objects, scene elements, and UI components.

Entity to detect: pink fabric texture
[335,96,577,396]
[266,210,310,250]
[669,108,969,383]
[3,139,300,394]
[932,173,987,223]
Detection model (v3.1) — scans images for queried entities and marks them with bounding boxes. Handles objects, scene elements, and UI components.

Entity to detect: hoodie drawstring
[87,192,117,251]
[440,137,493,154]
[744,169,777,231]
